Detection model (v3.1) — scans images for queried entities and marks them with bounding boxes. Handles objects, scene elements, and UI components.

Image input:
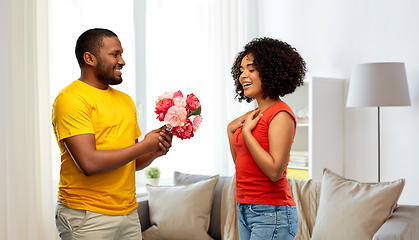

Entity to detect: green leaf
[145,166,161,178]
[188,106,201,116]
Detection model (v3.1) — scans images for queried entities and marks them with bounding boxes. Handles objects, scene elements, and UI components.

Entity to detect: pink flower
[186,93,201,111]
[155,90,202,140]
[157,113,165,121]
[155,98,174,120]
[189,115,202,132]
[164,106,187,128]
[173,96,186,108]
[158,91,174,100]
[173,90,184,98]
[172,118,194,140]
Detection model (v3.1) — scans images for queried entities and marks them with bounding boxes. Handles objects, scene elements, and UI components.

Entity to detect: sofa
[137,170,419,240]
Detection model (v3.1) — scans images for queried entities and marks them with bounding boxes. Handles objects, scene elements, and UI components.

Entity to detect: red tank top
[233,101,296,206]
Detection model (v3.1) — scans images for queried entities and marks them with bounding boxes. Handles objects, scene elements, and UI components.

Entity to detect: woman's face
[239,53,262,99]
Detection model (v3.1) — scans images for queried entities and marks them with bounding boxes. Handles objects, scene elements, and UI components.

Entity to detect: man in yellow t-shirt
[52,28,172,240]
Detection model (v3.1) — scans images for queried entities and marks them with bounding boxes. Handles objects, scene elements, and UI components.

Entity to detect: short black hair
[231,37,307,103]
[75,28,118,69]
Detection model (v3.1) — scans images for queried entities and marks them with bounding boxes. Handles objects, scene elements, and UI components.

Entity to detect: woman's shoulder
[264,101,292,114]
[263,101,295,123]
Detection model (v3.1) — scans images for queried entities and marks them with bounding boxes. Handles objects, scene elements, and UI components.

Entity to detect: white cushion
[142,175,219,240]
[311,168,405,240]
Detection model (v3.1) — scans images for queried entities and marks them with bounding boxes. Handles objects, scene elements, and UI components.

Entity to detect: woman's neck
[256,96,281,112]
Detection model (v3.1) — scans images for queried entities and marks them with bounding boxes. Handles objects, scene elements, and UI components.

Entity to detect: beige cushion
[142,175,219,240]
[311,168,405,240]
[174,171,229,240]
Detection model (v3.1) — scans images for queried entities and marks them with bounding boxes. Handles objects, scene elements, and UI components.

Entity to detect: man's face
[94,36,125,85]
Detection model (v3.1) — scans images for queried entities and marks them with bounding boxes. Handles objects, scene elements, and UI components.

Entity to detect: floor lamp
[346,62,411,182]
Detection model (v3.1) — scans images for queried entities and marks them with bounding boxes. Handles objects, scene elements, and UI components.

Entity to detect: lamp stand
[377,107,381,183]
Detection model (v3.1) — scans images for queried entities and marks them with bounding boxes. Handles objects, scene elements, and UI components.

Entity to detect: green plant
[145,167,161,178]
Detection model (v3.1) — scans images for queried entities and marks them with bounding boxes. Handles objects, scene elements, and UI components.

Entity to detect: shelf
[287,167,309,180]
[283,77,344,180]
[288,165,309,170]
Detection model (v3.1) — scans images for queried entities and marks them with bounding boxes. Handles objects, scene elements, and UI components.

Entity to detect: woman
[227,37,306,240]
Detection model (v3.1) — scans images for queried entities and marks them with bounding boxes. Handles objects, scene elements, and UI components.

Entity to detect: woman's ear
[83,52,96,67]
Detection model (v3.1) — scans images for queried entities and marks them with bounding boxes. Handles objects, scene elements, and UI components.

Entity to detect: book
[288,161,309,167]
[290,150,309,156]
[290,155,308,161]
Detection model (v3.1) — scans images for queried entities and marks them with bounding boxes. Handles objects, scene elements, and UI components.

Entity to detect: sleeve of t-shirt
[134,107,142,139]
[124,93,142,140]
[52,92,95,142]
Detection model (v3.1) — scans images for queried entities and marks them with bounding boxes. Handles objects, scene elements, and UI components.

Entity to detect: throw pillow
[142,175,220,240]
[174,171,230,240]
[311,168,405,240]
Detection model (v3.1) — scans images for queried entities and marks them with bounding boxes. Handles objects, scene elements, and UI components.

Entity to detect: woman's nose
[241,70,248,78]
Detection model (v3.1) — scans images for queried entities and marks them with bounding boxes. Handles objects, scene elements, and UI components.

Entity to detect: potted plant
[145,166,161,186]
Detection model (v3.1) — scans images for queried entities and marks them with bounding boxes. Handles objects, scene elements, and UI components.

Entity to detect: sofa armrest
[373,205,419,240]
[137,196,151,232]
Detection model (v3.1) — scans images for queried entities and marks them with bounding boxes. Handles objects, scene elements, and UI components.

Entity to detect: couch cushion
[174,171,229,240]
[311,168,405,240]
[142,175,219,240]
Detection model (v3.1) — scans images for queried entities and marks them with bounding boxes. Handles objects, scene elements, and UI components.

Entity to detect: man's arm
[64,127,172,176]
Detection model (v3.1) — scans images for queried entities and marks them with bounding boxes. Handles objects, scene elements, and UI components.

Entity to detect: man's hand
[151,126,173,157]
[143,128,165,153]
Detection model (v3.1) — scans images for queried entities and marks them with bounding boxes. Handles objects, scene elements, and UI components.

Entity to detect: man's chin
[108,78,123,86]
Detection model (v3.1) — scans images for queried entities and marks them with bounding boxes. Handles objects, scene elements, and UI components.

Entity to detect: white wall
[258,0,419,205]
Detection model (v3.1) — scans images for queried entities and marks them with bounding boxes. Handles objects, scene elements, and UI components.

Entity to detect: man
[52,28,172,239]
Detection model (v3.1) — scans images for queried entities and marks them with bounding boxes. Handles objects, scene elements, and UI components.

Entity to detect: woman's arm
[242,110,295,182]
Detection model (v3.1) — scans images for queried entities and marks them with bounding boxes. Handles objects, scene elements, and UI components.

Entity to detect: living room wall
[257,0,419,204]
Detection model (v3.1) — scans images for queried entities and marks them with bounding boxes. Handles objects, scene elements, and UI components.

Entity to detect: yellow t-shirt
[51,80,141,215]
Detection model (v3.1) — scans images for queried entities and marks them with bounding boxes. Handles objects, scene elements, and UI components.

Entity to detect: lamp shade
[346,62,411,107]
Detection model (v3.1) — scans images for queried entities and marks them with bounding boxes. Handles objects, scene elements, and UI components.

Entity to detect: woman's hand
[242,109,263,133]
[227,111,252,134]
[227,110,253,163]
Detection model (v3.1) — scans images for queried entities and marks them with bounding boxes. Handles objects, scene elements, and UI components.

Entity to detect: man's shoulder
[109,87,135,105]
[56,80,83,96]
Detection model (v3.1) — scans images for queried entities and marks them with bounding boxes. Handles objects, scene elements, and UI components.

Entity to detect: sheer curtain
[139,0,256,183]
[0,0,58,239]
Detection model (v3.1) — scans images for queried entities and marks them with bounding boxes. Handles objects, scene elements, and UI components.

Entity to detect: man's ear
[83,52,96,67]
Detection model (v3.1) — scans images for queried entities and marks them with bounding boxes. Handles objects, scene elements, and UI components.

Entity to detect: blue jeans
[237,203,298,240]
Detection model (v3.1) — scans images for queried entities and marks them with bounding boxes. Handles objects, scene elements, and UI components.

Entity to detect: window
[49,0,135,186]
[50,0,253,188]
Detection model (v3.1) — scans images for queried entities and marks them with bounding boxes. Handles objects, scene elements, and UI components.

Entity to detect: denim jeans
[237,203,298,240]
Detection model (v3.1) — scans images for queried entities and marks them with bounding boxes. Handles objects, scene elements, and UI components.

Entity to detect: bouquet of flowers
[155,90,202,140]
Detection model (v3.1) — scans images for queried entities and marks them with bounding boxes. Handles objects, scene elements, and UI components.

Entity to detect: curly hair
[75,28,118,69]
[231,37,307,103]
